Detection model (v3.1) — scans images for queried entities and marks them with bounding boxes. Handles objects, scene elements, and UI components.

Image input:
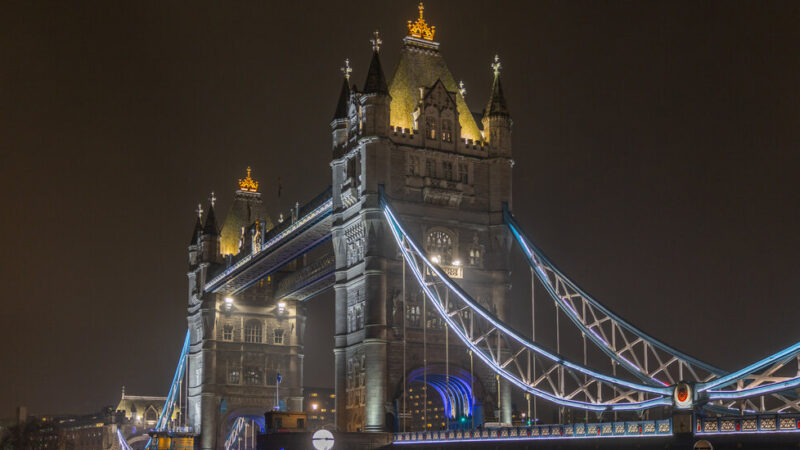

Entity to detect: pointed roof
[388,39,483,142]
[485,75,510,118]
[203,204,219,236]
[333,76,350,120]
[484,55,510,118]
[189,216,203,246]
[363,50,389,95]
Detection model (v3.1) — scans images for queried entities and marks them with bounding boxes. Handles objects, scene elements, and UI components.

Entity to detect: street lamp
[224,297,234,311]
[277,301,286,314]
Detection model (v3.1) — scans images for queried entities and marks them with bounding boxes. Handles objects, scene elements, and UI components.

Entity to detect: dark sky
[2,1,800,417]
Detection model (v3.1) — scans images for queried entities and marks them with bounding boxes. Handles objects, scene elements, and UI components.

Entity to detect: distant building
[303,387,335,430]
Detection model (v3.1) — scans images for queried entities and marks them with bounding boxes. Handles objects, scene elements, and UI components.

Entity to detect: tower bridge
[135,3,800,449]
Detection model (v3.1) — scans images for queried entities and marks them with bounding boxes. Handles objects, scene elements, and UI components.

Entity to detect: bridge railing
[393,418,672,443]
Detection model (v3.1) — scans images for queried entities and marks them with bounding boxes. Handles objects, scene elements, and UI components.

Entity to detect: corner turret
[359,31,391,138]
[331,59,351,157]
[199,192,220,262]
[482,55,512,157]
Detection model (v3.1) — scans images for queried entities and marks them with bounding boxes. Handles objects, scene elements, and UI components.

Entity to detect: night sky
[2,1,800,417]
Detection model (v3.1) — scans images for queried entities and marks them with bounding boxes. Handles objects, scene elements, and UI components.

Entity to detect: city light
[311,403,318,411]
[224,297,234,311]
[277,301,286,313]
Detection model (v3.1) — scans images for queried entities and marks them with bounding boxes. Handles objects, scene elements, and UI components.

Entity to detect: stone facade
[330,29,513,432]
[186,183,305,450]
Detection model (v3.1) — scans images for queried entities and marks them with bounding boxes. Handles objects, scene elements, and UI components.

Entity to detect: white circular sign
[693,439,713,450]
[312,429,335,450]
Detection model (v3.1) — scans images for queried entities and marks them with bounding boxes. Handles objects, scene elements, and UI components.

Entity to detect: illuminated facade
[186,168,305,450]
[330,3,513,432]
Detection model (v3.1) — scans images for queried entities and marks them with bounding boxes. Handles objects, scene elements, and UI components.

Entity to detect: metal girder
[381,192,672,412]
[145,330,190,449]
[504,205,800,413]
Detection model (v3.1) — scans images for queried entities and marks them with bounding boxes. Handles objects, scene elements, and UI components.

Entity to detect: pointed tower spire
[485,55,510,118]
[333,59,351,120]
[190,203,204,245]
[203,192,219,236]
[363,31,388,95]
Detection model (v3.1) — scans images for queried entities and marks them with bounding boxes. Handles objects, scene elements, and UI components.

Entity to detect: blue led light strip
[698,341,800,393]
[144,330,190,449]
[503,205,723,382]
[380,191,672,411]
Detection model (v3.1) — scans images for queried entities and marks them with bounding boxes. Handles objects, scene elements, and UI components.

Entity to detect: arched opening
[396,366,483,432]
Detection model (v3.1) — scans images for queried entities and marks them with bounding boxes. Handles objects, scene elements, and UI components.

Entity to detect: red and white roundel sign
[674,382,692,409]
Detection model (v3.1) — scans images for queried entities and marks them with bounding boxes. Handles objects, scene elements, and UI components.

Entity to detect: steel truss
[224,417,248,450]
[504,205,800,413]
[381,194,672,412]
[145,330,190,449]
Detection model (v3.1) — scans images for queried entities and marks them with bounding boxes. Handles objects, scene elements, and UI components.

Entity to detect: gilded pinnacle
[407,1,436,41]
[238,167,259,193]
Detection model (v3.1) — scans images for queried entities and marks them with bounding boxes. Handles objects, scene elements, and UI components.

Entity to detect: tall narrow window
[244,367,261,385]
[274,328,285,345]
[442,161,453,180]
[244,320,262,343]
[441,119,453,142]
[228,368,240,384]
[222,324,233,341]
[425,159,436,178]
[425,116,436,139]
[459,163,469,184]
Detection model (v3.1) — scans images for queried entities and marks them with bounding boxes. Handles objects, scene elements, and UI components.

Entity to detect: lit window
[426,116,436,139]
[244,320,262,343]
[426,230,454,264]
[244,367,261,385]
[228,369,240,384]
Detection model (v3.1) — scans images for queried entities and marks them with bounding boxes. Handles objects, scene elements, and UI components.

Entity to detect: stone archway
[392,364,486,432]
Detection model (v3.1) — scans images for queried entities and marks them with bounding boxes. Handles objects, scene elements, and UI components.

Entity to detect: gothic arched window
[425,116,437,139]
[426,229,455,265]
[441,119,453,142]
[244,320,262,343]
[144,406,158,423]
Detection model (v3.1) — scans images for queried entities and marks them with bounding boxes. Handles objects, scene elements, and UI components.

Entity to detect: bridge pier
[364,338,388,432]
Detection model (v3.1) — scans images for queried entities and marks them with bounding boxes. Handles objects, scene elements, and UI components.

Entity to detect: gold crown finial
[407,1,436,41]
[238,166,259,192]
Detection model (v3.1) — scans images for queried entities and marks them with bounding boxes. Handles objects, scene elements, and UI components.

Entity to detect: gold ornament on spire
[407,2,436,41]
[238,167,259,192]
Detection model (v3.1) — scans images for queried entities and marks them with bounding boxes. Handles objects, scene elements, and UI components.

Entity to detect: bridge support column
[364,338,388,432]
[500,379,512,424]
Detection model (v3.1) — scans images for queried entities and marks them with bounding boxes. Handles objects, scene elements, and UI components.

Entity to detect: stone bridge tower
[186,171,305,449]
[330,5,513,432]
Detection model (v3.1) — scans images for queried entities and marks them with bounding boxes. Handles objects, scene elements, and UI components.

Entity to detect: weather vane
[341,58,352,81]
[458,80,467,98]
[371,30,382,52]
[491,54,502,77]
[196,203,203,219]
[209,191,216,208]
